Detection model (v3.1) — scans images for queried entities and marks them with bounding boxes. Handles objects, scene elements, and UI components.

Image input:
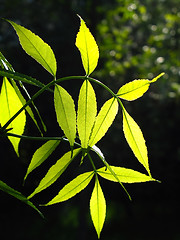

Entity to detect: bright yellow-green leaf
[28,148,81,199]
[45,171,94,205]
[24,140,60,181]
[117,73,164,101]
[75,16,99,76]
[0,77,26,156]
[122,104,151,175]
[54,84,76,147]
[7,20,57,76]
[77,80,97,148]
[90,176,106,238]
[97,166,155,183]
[89,97,118,147]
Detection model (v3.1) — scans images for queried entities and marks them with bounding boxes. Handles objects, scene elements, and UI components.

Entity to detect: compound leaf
[77,80,97,148]
[90,176,106,238]
[122,104,151,175]
[54,84,76,147]
[97,166,155,183]
[0,77,26,156]
[7,20,57,76]
[89,97,118,147]
[75,16,99,76]
[45,171,94,205]
[28,148,81,199]
[24,140,60,181]
[117,73,164,101]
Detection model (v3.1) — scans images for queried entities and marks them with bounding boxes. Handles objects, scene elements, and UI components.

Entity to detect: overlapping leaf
[97,166,155,183]
[28,148,81,199]
[90,177,106,238]
[75,16,99,76]
[77,80,97,148]
[117,73,164,101]
[7,20,57,76]
[0,77,26,156]
[0,51,47,133]
[89,97,118,147]
[54,84,76,147]
[122,104,151,175]
[45,171,94,205]
[24,140,60,181]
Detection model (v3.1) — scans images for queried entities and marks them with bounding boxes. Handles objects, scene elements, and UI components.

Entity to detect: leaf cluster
[0,15,164,238]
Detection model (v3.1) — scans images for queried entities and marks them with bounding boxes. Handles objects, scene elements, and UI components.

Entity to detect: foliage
[0,15,163,238]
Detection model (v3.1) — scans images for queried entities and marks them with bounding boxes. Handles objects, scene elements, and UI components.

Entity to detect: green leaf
[90,176,106,238]
[97,166,155,183]
[75,15,99,76]
[0,180,44,218]
[54,84,76,147]
[24,140,60,181]
[89,97,118,147]
[122,103,151,175]
[0,52,47,133]
[0,77,26,156]
[45,171,94,205]
[77,80,97,148]
[117,73,164,101]
[28,148,81,199]
[7,20,57,76]
[0,68,48,89]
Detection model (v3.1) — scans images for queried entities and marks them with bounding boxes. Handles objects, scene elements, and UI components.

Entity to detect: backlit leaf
[117,73,164,101]
[24,140,60,181]
[7,20,57,76]
[54,84,76,147]
[45,171,94,205]
[122,104,151,175]
[77,80,97,148]
[75,16,99,76]
[89,97,118,147]
[97,166,155,183]
[0,180,44,218]
[28,148,81,199]
[0,77,26,156]
[90,176,106,238]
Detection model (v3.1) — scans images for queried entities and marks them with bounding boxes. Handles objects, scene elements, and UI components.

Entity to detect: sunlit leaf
[0,52,47,133]
[122,103,151,175]
[7,20,57,76]
[117,73,164,101]
[0,180,44,218]
[45,171,94,205]
[89,97,118,147]
[0,77,26,156]
[75,15,99,76]
[24,140,60,181]
[54,84,76,147]
[77,80,97,148]
[28,148,81,199]
[97,166,155,183]
[90,176,106,238]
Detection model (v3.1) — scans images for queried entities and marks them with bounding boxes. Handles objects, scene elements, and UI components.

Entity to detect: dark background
[0,0,180,239]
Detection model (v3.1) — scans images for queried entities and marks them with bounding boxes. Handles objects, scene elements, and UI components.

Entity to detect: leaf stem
[87,153,97,173]
[1,76,86,131]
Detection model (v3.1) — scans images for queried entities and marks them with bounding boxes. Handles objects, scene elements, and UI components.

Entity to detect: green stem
[87,153,97,173]
[1,76,86,131]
